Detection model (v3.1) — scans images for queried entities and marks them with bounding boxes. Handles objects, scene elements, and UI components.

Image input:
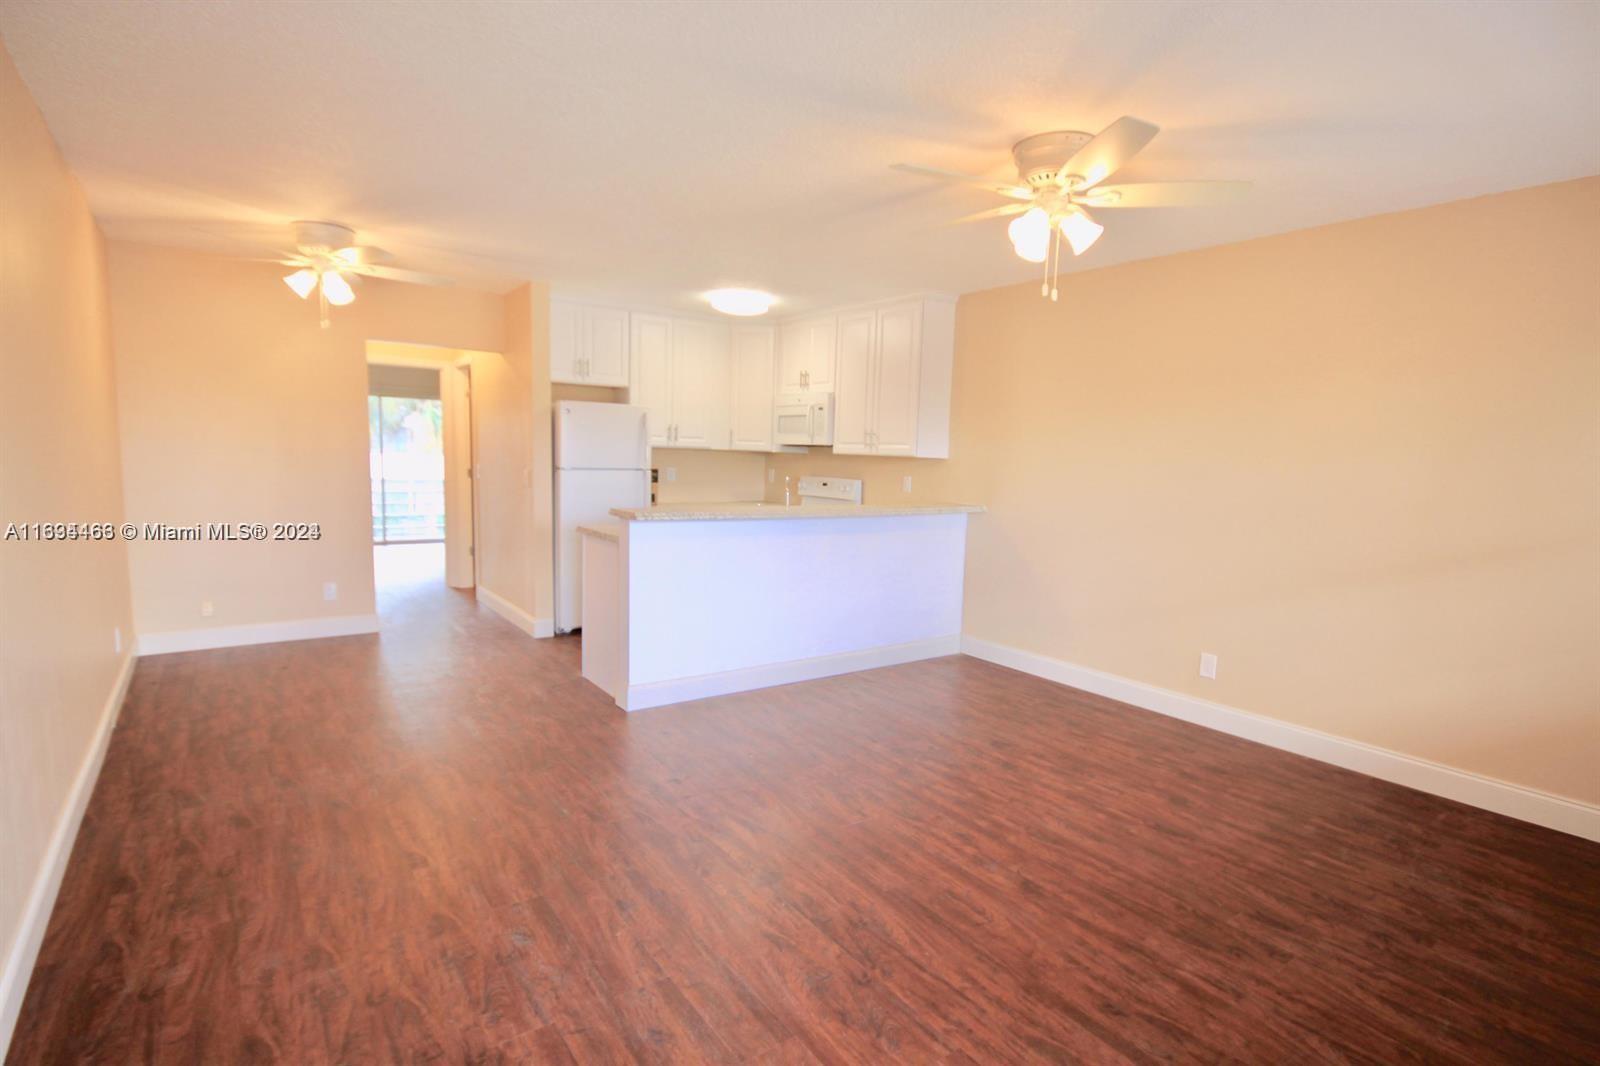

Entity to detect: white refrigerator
[554,401,650,633]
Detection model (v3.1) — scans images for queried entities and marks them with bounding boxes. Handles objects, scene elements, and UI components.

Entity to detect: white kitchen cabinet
[831,297,955,458]
[628,313,729,450]
[551,300,630,386]
[777,316,837,393]
[584,306,630,385]
[832,312,873,452]
[729,325,777,451]
[551,300,581,382]
[629,314,673,446]
[669,319,729,449]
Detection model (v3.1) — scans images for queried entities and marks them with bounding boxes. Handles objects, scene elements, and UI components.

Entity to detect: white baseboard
[624,634,961,712]
[960,636,1600,843]
[1,652,136,1054]
[475,585,554,639]
[136,613,379,655]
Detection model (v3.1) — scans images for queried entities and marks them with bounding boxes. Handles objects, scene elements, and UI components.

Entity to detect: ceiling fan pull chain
[1041,218,1052,298]
[1050,225,1061,302]
[319,281,330,329]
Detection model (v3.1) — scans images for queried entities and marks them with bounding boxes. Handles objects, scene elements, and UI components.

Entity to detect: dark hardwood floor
[9,544,1600,1063]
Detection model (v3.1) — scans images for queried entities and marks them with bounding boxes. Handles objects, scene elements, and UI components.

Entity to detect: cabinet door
[802,317,837,393]
[832,311,874,454]
[777,321,810,392]
[871,302,921,455]
[670,319,730,450]
[629,314,673,447]
[550,300,583,383]
[729,326,776,451]
[584,307,630,386]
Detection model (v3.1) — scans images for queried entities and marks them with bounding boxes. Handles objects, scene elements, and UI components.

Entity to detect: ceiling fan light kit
[258,220,457,328]
[894,116,1248,303]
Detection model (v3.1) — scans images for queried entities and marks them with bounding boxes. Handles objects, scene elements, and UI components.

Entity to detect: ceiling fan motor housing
[1012,131,1095,188]
[292,220,357,255]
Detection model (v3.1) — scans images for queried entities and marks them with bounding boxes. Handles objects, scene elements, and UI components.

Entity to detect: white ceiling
[2,1,1597,313]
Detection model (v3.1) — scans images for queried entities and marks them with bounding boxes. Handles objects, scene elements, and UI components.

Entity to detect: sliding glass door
[369,394,446,543]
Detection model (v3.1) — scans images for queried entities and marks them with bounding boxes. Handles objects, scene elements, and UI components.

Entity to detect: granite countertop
[607,501,985,522]
[577,522,622,541]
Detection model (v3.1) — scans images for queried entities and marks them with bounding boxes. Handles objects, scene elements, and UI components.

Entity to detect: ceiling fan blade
[890,163,1034,201]
[948,202,1033,225]
[1076,181,1250,208]
[333,245,397,268]
[1058,116,1160,189]
[345,263,456,286]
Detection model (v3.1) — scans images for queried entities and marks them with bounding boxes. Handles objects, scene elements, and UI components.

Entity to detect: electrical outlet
[113,626,122,654]
[663,467,677,483]
[323,581,338,602]
[201,600,214,618]
[1199,652,1218,680]
[767,468,775,483]
[902,475,913,493]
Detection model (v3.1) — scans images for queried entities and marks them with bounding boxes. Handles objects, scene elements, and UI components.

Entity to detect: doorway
[365,342,477,606]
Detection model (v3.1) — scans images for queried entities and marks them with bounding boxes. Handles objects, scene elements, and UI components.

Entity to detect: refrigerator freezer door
[555,468,648,632]
[554,400,650,470]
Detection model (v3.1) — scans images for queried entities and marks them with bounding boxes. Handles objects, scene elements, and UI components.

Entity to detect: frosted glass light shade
[706,289,774,316]
[1059,207,1105,256]
[1007,207,1050,263]
[283,269,317,299]
[321,271,356,306]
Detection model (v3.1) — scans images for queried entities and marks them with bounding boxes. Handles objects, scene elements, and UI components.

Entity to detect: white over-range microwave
[774,394,834,446]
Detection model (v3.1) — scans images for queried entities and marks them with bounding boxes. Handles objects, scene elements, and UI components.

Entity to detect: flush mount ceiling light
[892,116,1249,302]
[706,288,775,317]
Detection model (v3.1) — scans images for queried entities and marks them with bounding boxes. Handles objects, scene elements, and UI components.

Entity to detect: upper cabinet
[628,313,730,450]
[566,292,953,459]
[551,300,630,386]
[830,298,955,459]
[729,326,777,452]
[629,314,673,446]
[777,316,837,394]
[668,319,730,449]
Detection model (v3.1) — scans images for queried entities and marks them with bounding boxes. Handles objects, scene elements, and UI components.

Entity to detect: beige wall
[108,242,511,638]
[656,450,766,504]
[471,283,551,620]
[768,177,1600,804]
[0,41,134,1039]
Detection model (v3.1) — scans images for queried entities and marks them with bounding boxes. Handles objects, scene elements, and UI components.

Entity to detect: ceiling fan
[264,221,455,327]
[893,116,1248,301]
